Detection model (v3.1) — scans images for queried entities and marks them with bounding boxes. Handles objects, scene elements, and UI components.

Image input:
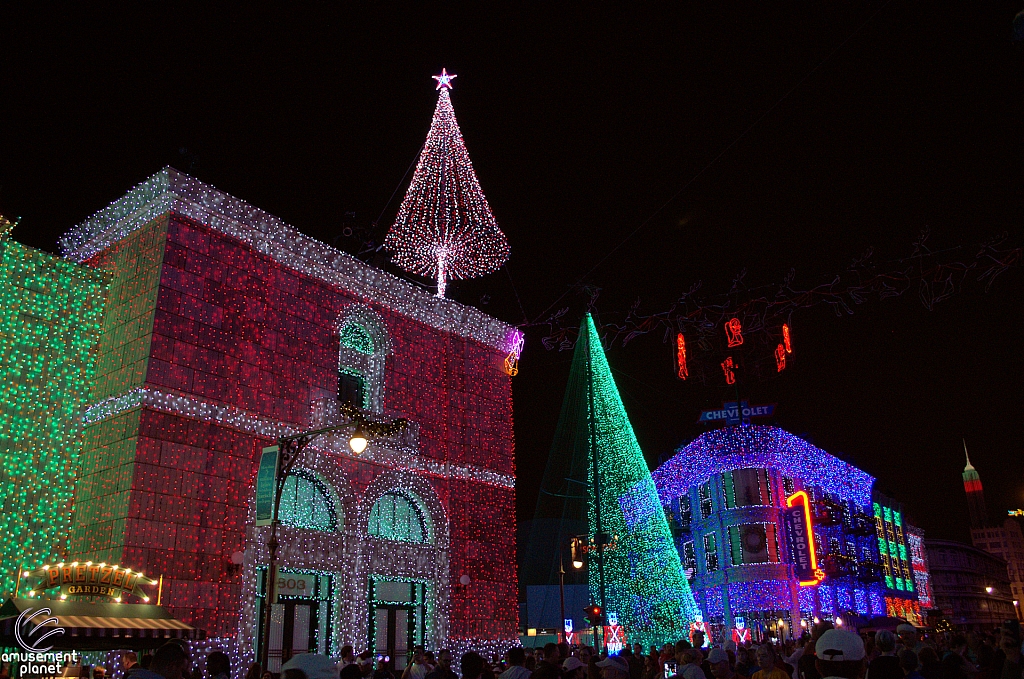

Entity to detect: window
[728,523,780,565]
[678,495,692,529]
[279,473,338,531]
[682,541,697,580]
[723,468,772,508]
[339,371,366,408]
[339,322,375,354]
[699,481,714,519]
[782,476,796,497]
[368,492,427,543]
[704,533,719,572]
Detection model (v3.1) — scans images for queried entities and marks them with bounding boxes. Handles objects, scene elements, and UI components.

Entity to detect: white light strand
[81,385,515,489]
[58,169,513,352]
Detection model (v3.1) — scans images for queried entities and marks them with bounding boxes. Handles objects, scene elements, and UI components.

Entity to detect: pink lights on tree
[385,70,510,297]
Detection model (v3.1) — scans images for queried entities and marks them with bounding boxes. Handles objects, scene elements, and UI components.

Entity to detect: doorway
[257,570,334,673]
[370,580,426,672]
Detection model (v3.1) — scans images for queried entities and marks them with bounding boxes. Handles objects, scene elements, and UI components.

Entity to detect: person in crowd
[426,650,458,679]
[532,643,564,679]
[753,645,788,679]
[243,662,262,679]
[123,654,139,673]
[405,649,431,679]
[140,656,154,671]
[997,626,1020,679]
[900,651,923,679]
[867,631,903,679]
[800,621,836,679]
[526,655,538,673]
[623,646,644,679]
[94,667,107,679]
[972,643,995,679]
[597,656,631,679]
[559,645,571,664]
[735,647,754,678]
[127,643,190,679]
[340,647,357,670]
[814,629,866,679]
[341,653,375,679]
[939,651,968,679]
[897,626,925,656]
[641,650,661,679]
[918,649,941,679]
[499,648,531,679]
[374,657,396,679]
[708,649,737,679]
[424,653,437,675]
[205,653,230,679]
[564,658,586,679]
[674,648,707,679]
[281,655,339,679]
[462,654,487,679]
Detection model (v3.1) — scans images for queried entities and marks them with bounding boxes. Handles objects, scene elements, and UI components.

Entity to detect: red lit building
[61,168,519,666]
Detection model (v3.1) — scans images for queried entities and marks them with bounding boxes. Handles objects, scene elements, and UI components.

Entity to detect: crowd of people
[23,620,1023,679]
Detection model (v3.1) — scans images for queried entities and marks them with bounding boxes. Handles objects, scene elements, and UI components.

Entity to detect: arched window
[279,472,338,532]
[368,492,427,543]
[337,307,391,414]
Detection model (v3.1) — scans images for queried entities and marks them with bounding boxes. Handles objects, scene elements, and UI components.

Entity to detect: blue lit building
[652,426,924,641]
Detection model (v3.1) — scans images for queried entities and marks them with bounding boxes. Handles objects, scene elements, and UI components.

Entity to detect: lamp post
[257,407,407,672]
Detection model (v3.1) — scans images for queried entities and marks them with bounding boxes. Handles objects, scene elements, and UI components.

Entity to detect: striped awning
[0,598,203,650]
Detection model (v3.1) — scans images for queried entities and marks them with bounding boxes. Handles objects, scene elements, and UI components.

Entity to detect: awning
[0,598,204,650]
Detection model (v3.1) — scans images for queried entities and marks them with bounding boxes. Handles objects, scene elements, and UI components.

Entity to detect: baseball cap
[816,629,866,662]
[564,658,586,672]
[596,656,629,673]
[707,649,729,664]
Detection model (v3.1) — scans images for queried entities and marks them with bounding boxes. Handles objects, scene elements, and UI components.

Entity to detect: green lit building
[0,217,107,597]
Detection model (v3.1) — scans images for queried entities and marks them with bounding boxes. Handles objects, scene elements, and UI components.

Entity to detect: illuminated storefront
[653,426,926,641]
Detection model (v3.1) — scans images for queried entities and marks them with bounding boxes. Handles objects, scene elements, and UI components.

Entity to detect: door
[374,605,413,672]
[268,600,319,672]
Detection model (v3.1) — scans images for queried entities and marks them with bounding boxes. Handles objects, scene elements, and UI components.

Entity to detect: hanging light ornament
[385,69,510,297]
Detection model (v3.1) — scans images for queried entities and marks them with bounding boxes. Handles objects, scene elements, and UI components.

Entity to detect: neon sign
[725,318,744,348]
[676,333,688,380]
[775,343,786,372]
[721,356,736,385]
[784,491,824,586]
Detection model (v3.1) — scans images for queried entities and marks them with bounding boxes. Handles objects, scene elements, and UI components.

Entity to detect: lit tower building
[962,442,987,529]
[961,444,1024,621]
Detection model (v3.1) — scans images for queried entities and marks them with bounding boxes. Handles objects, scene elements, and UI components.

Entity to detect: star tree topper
[432,68,457,90]
[385,70,510,297]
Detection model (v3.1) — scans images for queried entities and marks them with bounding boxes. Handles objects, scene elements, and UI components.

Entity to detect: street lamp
[570,537,585,570]
[257,405,407,671]
[986,586,994,594]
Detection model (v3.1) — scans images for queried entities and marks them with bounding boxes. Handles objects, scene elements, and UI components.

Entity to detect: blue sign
[698,401,776,424]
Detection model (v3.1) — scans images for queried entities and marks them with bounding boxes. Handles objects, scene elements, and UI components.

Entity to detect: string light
[774,344,786,372]
[782,324,792,354]
[0,217,107,598]
[56,171,519,657]
[385,71,510,297]
[721,357,736,385]
[724,318,744,348]
[579,315,700,646]
[58,168,515,353]
[676,333,688,380]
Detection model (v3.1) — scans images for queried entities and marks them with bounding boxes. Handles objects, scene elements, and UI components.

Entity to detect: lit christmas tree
[385,69,510,297]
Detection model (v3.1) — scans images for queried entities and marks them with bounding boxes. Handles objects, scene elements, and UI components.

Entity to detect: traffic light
[584,604,604,627]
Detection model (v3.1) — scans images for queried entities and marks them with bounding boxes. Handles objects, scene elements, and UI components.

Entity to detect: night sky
[3,5,1022,543]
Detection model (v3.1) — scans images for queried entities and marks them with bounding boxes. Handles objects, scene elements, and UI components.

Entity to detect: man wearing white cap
[596,656,631,679]
[895,624,925,656]
[814,629,865,679]
[707,649,736,679]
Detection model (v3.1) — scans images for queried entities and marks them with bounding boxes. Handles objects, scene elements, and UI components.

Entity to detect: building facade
[653,426,924,642]
[925,539,1014,629]
[0,216,108,598]
[59,169,519,666]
